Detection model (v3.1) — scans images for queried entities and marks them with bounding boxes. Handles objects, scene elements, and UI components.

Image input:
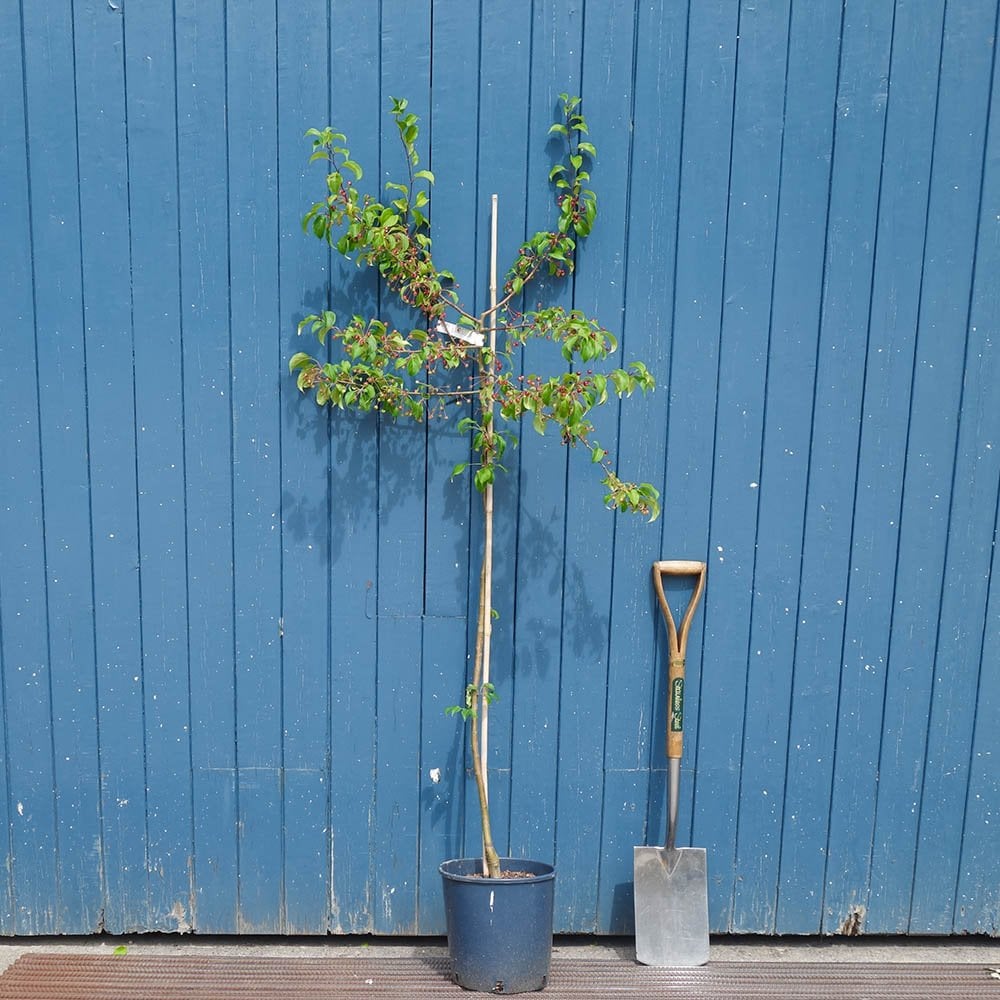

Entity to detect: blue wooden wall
[1,0,998,937]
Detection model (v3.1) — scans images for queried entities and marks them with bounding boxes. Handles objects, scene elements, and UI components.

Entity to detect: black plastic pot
[439,858,556,994]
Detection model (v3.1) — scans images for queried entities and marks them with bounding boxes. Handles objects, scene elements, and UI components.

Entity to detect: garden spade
[634,559,709,967]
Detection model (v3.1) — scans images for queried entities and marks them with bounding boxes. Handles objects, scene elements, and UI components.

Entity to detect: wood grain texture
[0,0,997,936]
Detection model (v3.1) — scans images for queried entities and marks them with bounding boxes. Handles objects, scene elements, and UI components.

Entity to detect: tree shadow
[609,880,636,935]
[282,278,477,579]
[511,507,611,677]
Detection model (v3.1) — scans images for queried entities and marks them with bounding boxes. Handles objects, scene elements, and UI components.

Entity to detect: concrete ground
[1,934,998,976]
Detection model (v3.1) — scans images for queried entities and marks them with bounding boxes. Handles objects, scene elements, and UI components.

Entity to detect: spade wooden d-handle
[652,560,707,761]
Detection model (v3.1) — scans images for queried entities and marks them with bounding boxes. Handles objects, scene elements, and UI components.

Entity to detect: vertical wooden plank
[0,1,59,935]
[277,0,333,934]
[415,0,481,933]
[504,0,583,879]
[846,0,944,935]
[0,332,57,938]
[738,0,839,936]
[322,0,382,936]
[71,0,147,936]
[661,0,738,931]
[775,1,892,934]
[321,0,383,935]
[122,0,195,933]
[462,0,534,869]
[35,0,108,934]
[703,0,790,935]
[956,528,1000,933]
[22,0,102,935]
[417,621,466,934]
[174,0,238,933]
[906,0,998,934]
[367,0,432,934]
[552,0,637,933]
[953,36,1000,934]
[598,0,688,935]
[278,4,329,935]
[226,0,283,934]
[0,0,32,937]
[83,9,142,928]
[958,569,1000,931]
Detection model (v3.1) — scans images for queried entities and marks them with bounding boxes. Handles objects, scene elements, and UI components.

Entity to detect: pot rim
[439,857,555,885]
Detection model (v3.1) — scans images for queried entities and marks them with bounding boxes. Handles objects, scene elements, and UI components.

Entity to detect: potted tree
[290,94,659,993]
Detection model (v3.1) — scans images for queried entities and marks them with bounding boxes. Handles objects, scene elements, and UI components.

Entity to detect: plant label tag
[435,319,484,347]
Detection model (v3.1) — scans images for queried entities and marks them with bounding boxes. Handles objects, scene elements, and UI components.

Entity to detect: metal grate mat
[0,954,997,999]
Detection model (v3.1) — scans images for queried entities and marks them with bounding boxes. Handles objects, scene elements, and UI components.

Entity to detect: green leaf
[288,352,312,372]
[113,946,128,957]
[548,123,569,136]
[450,462,468,480]
[474,466,495,491]
[591,444,604,464]
[414,169,435,184]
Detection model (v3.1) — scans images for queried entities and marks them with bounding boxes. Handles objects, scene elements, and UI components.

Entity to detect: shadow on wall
[610,880,636,934]
[514,506,611,677]
[282,279,473,595]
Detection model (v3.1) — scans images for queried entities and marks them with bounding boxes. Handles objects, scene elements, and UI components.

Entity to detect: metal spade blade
[633,842,709,967]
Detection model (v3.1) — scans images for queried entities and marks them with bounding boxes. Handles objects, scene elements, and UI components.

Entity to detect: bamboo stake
[479,194,499,874]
